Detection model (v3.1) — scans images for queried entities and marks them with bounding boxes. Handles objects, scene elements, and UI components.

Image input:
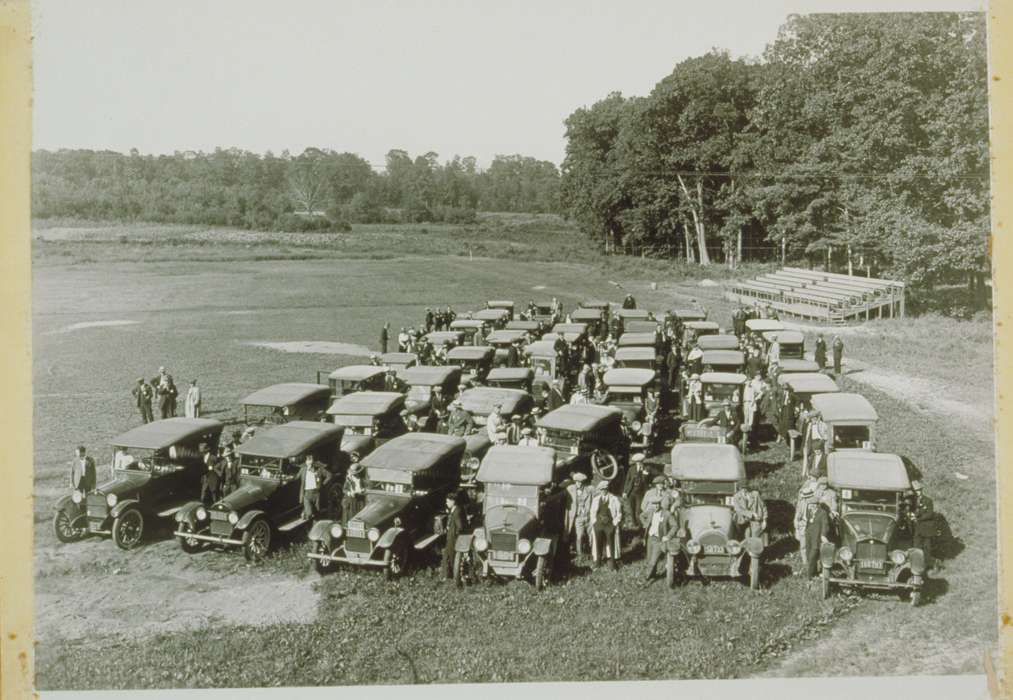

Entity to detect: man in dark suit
[441,491,468,579]
[380,322,390,354]
[70,446,96,493]
[132,378,154,424]
[298,453,325,521]
[910,480,940,571]
[200,444,224,505]
[643,500,680,583]
[545,379,566,412]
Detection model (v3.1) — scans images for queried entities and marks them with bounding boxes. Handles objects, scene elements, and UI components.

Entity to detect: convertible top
[667,443,745,482]
[571,308,605,322]
[551,323,589,337]
[524,340,558,357]
[505,320,540,332]
[777,359,819,373]
[580,300,611,309]
[536,403,623,432]
[401,365,461,386]
[112,417,224,450]
[425,331,464,346]
[697,334,739,351]
[476,445,557,486]
[380,352,417,366]
[701,350,745,367]
[448,345,496,361]
[486,367,534,382]
[699,371,747,385]
[685,321,720,331]
[670,309,708,321]
[450,319,485,330]
[764,330,805,345]
[617,332,658,348]
[238,421,343,459]
[361,433,466,473]
[615,347,656,363]
[459,387,532,416]
[487,300,515,309]
[328,365,387,382]
[326,391,405,417]
[827,452,909,491]
[811,392,878,423]
[603,368,655,387]
[241,383,330,408]
[485,329,528,345]
[616,308,650,320]
[473,308,510,322]
[782,373,840,395]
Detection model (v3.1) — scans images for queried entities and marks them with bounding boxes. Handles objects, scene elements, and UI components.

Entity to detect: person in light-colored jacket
[590,481,623,570]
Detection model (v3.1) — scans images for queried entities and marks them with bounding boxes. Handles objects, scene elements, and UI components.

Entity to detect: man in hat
[687,373,703,421]
[832,335,845,376]
[221,447,241,496]
[716,399,739,443]
[743,372,765,441]
[794,478,819,570]
[622,293,636,310]
[745,346,763,378]
[805,489,837,578]
[590,480,623,570]
[516,426,539,447]
[486,404,507,445]
[384,369,400,392]
[446,400,474,437]
[564,472,594,559]
[380,322,390,354]
[397,327,410,352]
[643,498,681,583]
[732,485,768,539]
[184,379,202,419]
[341,456,366,523]
[298,452,325,521]
[545,378,567,412]
[440,490,468,580]
[665,342,680,388]
[69,445,96,494]
[686,342,703,376]
[505,414,524,445]
[909,480,940,571]
[623,453,651,530]
[804,410,830,477]
[132,377,155,424]
[553,332,569,377]
[156,366,177,419]
[424,307,434,333]
[639,474,670,529]
[814,333,827,370]
[200,444,224,505]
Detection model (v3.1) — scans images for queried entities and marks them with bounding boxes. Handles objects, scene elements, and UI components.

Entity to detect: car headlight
[890,549,907,566]
[686,539,702,554]
[631,420,642,432]
[195,507,207,521]
[106,493,118,507]
[465,457,480,470]
[330,524,344,539]
[367,527,381,542]
[726,540,742,555]
[227,511,239,525]
[839,546,854,562]
[71,490,83,504]
[475,536,488,552]
[517,538,532,554]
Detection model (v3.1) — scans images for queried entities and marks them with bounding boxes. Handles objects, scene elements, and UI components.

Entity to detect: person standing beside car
[642,498,680,584]
[805,489,837,578]
[794,479,818,571]
[590,481,623,570]
[70,446,96,493]
[298,453,325,522]
[832,335,844,376]
[440,491,468,580]
[184,379,201,418]
[909,480,940,572]
[131,377,155,424]
[564,473,593,559]
[732,486,767,539]
[814,333,827,370]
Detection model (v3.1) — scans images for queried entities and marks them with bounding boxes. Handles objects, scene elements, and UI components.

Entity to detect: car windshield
[111,447,169,472]
[540,429,578,454]
[833,425,870,448]
[341,424,373,436]
[368,480,411,496]
[606,392,642,405]
[683,492,734,507]
[841,489,899,512]
[406,385,432,402]
[485,483,539,510]
[244,405,291,424]
[240,454,297,479]
[703,383,739,402]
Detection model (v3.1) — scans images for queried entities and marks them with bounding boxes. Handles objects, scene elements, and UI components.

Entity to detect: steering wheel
[591,450,619,481]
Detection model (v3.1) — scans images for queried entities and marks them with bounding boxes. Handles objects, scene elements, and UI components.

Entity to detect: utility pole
[781,237,786,266]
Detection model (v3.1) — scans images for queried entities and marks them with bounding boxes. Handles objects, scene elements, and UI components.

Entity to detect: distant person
[425,307,435,333]
[805,490,837,578]
[516,426,538,447]
[221,448,241,496]
[200,445,223,505]
[156,367,177,419]
[545,379,566,412]
[132,377,154,424]
[441,491,468,580]
[814,333,828,370]
[622,293,636,310]
[184,379,201,418]
[380,322,390,354]
[564,473,593,559]
[341,458,366,523]
[910,480,941,572]
[446,400,474,437]
[486,404,507,445]
[832,335,844,375]
[397,327,409,352]
[732,485,767,539]
[642,499,680,584]
[505,414,524,445]
[69,445,96,493]
[298,453,324,521]
[794,479,818,569]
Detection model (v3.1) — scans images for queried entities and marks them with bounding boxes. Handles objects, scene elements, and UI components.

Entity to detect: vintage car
[504,319,543,340]
[485,329,529,367]
[683,320,721,344]
[570,307,607,338]
[54,418,225,549]
[780,372,840,410]
[425,330,464,351]
[240,383,332,425]
[449,318,487,345]
[701,349,746,374]
[447,345,496,384]
[485,367,534,393]
[327,391,408,456]
[614,346,660,373]
[665,443,763,589]
[679,372,749,452]
[381,352,419,375]
[174,421,345,561]
[670,308,708,326]
[614,308,652,337]
[457,387,535,480]
[530,300,559,327]
[455,445,566,590]
[601,368,659,450]
[624,320,661,335]
[473,308,511,330]
[819,452,926,605]
[744,318,784,346]
[486,300,515,320]
[697,334,740,352]
[618,331,660,350]
[776,358,820,375]
[579,299,611,312]
[525,339,562,397]
[550,322,589,345]
[401,365,462,420]
[764,330,805,363]
[321,365,387,399]
[536,403,628,483]
[307,433,465,577]
[810,392,878,452]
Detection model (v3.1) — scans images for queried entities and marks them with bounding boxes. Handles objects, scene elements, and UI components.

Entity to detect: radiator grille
[345,536,371,554]
[490,530,517,552]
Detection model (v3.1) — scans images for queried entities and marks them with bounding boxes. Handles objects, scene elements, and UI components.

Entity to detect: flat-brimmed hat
[690,373,700,380]
[349,461,365,475]
[596,480,609,491]
[631,452,645,463]
[911,479,923,491]
[572,472,587,482]
[652,475,666,486]
[521,427,532,435]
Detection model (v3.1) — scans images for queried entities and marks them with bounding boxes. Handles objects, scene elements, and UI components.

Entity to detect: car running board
[414,533,441,550]
[157,506,184,518]
[278,518,307,532]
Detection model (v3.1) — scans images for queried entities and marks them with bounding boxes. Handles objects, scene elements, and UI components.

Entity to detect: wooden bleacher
[725,267,905,324]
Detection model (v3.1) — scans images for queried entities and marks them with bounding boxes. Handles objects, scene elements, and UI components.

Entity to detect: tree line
[560,12,990,295]
[32,147,562,231]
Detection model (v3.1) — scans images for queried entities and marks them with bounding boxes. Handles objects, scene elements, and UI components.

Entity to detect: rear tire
[178,522,202,554]
[112,508,145,550]
[242,519,272,562]
[53,510,86,543]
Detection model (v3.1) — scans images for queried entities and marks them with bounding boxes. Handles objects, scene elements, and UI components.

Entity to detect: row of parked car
[52,298,930,602]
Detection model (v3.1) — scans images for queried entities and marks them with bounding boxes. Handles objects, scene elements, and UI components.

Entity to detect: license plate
[704,544,725,555]
[859,559,883,569]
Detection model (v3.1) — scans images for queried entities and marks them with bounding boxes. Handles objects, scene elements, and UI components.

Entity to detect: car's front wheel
[177,522,202,553]
[313,541,335,575]
[821,567,832,600]
[453,550,472,588]
[242,519,272,562]
[665,554,676,589]
[52,510,86,543]
[112,508,145,550]
[383,542,408,581]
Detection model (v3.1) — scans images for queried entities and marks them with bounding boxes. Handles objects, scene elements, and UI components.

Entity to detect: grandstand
[725,267,906,324]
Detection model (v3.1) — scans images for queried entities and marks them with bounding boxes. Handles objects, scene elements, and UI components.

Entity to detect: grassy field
[30,218,996,689]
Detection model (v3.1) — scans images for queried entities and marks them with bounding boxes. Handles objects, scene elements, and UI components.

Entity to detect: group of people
[130,367,203,423]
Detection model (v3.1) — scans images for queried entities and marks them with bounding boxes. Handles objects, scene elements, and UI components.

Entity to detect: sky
[31,0,986,168]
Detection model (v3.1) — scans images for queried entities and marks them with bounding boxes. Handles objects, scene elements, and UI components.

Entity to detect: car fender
[175,500,204,524]
[377,526,403,550]
[236,510,266,531]
[532,536,554,557]
[455,533,473,553]
[819,541,836,568]
[55,494,85,519]
[308,519,335,544]
[665,538,683,554]
[907,547,926,575]
[743,535,764,557]
[109,499,142,519]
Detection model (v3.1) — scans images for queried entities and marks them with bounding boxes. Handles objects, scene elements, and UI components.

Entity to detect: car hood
[95,470,151,496]
[483,504,538,535]
[683,505,733,539]
[217,477,278,511]
[348,494,411,529]
[842,511,896,545]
